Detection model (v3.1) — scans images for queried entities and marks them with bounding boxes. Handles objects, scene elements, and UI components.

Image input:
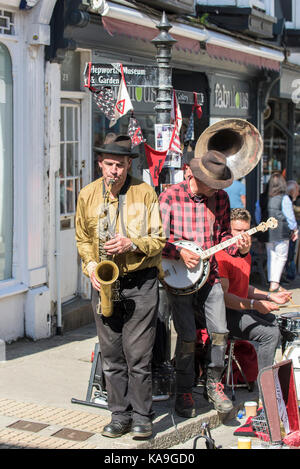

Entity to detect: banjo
[161,217,278,295]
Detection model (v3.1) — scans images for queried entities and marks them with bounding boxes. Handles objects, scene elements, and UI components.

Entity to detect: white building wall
[0,0,55,341]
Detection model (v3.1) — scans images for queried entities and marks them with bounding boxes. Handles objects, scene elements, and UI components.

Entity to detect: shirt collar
[185,178,207,202]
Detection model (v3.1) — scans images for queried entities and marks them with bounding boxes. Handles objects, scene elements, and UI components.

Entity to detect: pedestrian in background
[264,172,298,292]
[284,180,299,280]
[224,178,246,208]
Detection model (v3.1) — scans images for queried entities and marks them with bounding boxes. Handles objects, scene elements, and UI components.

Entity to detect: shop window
[60,101,81,218]
[263,121,288,186]
[0,43,13,280]
[0,10,15,35]
[293,111,300,183]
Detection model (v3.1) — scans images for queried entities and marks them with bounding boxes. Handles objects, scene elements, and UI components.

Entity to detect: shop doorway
[59,99,82,302]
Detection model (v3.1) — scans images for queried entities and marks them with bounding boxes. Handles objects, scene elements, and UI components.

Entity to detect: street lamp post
[151,13,176,366]
[151,12,177,126]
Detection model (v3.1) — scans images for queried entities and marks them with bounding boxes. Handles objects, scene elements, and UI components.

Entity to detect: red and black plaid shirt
[159,180,239,285]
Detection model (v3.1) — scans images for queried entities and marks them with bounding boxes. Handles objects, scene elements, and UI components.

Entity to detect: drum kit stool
[222,339,255,401]
[276,311,300,401]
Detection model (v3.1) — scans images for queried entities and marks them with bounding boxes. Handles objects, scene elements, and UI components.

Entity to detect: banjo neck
[201,225,260,261]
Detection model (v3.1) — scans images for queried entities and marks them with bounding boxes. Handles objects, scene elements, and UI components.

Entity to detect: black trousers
[92,267,159,424]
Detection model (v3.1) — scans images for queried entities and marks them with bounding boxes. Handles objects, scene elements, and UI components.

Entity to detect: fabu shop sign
[211,77,250,118]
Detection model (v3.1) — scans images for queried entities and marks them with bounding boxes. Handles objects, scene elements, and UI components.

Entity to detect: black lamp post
[151,12,177,126]
[151,13,176,365]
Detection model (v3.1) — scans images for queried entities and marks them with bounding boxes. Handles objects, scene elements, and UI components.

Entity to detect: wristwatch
[130,242,138,252]
[250,299,254,310]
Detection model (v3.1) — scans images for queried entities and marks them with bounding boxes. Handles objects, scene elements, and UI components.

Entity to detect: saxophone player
[75,134,165,439]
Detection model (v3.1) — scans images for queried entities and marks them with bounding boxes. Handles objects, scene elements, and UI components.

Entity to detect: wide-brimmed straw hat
[189,150,233,189]
[94,134,139,158]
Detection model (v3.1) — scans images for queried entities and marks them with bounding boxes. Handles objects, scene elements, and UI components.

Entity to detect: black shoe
[102,420,131,438]
[175,392,196,418]
[131,422,153,439]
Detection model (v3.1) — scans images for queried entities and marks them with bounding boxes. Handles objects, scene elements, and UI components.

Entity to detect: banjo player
[159,149,251,417]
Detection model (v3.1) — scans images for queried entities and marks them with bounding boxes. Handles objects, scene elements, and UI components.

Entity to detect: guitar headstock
[257,217,278,232]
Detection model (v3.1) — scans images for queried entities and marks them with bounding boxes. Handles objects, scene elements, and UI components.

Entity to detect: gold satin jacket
[75,175,166,277]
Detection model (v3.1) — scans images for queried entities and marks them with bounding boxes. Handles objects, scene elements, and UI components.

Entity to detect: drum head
[280,312,300,320]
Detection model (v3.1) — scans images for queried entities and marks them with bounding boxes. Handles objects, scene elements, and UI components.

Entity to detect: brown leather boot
[175,392,196,418]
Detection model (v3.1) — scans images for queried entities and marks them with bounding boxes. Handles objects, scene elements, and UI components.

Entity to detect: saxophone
[95,178,120,317]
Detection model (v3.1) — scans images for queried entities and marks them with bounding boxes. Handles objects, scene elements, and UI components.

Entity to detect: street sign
[84,62,159,88]
[84,63,205,107]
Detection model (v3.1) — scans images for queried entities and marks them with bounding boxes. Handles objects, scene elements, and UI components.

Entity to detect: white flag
[109,68,133,127]
[171,90,182,133]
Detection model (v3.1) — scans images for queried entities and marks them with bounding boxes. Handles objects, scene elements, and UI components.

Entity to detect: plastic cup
[244,401,257,418]
[237,437,252,449]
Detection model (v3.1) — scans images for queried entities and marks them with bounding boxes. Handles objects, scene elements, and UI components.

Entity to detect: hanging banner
[144,143,167,187]
[109,64,133,127]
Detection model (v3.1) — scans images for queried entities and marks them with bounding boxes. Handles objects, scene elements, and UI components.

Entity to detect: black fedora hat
[94,134,139,158]
[189,150,233,189]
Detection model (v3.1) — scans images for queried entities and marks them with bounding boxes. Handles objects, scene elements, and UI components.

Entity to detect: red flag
[193,92,203,119]
[144,143,167,186]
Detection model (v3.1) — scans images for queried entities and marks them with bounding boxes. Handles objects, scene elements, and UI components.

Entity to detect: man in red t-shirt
[215,208,292,371]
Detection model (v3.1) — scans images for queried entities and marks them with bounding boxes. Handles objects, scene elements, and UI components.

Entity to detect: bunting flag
[171,90,182,132]
[128,114,145,148]
[144,143,167,187]
[19,0,40,9]
[168,121,181,155]
[184,110,195,143]
[193,92,203,119]
[93,87,115,121]
[167,89,183,163]
[109,64,133,127]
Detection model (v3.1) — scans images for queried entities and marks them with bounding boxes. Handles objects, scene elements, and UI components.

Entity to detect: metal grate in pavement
[51,428,94,441]
[7,420,49,433]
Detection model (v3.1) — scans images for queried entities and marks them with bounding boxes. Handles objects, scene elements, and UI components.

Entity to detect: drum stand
[71,342,108,409]
[222,339,253,401]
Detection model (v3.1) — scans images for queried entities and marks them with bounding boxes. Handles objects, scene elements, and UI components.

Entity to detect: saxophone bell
[95,260,120,317]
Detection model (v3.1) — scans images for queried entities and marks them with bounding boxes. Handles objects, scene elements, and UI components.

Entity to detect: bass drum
[282,343,300,401]
[161,241,210,295]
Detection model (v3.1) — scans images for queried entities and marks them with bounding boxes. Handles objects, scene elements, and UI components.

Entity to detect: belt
[119,267,157,289]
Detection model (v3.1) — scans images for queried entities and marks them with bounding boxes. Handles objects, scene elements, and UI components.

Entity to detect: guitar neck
[202,226,259,260]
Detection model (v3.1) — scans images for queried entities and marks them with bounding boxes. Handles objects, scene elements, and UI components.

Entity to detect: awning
[103,1,284,71]
[102,16,203,54]
[206,43,281,71]
[206,30,284,71]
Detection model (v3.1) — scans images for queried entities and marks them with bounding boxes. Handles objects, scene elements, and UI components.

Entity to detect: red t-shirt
[215,250,251,299]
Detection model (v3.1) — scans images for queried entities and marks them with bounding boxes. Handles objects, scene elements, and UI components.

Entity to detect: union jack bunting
[127,114,145,148]
[93,87,115,121]
[171,90,182,132]
[184,111,195,143]
[168,90,182,157]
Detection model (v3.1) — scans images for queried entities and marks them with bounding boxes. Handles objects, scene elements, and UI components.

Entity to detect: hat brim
[190,159,233,190]
[93,146,139,158]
